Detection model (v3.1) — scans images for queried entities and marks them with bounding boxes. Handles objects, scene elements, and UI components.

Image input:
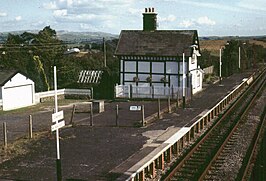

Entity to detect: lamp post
[219,48,222,83]
[182,52,185,108]
[238,42,246,72]
[219,42,229,83]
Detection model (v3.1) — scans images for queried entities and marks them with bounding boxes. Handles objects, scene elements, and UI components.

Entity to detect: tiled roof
[115,30,199,57]
[0,70,18,86]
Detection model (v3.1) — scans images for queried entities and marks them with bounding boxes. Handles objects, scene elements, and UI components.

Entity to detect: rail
[116,71,260,181]
[163,68,265,181]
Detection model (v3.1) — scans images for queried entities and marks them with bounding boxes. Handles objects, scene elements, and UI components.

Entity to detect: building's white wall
[190,69,203,94]
[4,73,34,87]
[189,49,200,71]
[120,57,203,95]
[2,73,35,111]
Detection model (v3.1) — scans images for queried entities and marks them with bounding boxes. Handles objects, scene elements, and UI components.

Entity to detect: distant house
[0,70,35,111]
[114,8,203,99]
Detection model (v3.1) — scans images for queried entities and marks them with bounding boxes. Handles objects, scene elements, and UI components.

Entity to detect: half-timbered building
[115,8,203,98]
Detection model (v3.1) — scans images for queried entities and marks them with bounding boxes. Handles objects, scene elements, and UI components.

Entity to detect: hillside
[0,30,118,44]
[200,38,266,56]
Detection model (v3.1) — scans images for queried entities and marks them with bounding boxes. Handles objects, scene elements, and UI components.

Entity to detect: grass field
[200,39,266,56]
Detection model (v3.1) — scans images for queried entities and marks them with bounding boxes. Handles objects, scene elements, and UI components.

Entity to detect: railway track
[163,69,266,181]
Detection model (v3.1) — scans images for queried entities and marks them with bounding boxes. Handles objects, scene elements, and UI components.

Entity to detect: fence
[35,88,93,103]
[115,85,191,100]
[203,65,214,75]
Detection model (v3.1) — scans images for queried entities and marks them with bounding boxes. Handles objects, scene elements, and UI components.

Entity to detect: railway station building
[115,8,203,99]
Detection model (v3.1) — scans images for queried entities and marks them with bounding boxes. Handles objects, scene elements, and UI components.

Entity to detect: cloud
[197,16,216,26]
[42,0,135,32]
[15,16,22,21]
[237,0,266,11]
[158,14,176,23]
[53,9,68,17]
[128,8,143,16]
[43,1,57,10]
[179,16,216,28]
[0,12,7,17]
[164,0,245,13]
[179,20,194,28]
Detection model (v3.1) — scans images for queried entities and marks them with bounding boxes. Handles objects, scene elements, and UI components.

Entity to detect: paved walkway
[0,70,256,180]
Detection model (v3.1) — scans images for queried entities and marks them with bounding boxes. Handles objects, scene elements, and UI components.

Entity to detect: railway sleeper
[184,161,204,169]
[173,174,194,181]
[189,156,206,163]
[187,158,205,163]
[199,143,219,149]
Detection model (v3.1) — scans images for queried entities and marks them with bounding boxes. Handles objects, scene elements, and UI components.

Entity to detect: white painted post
[182,52,186,108]
[141,105,145,126]
[3,122,7,148]
[54,66,62,181]
[239,46,241,70]
[103,37,107,67]
[168,97,171,113]
[219,48,222,83]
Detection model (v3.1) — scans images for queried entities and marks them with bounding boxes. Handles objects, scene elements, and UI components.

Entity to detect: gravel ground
[205,84,266,181]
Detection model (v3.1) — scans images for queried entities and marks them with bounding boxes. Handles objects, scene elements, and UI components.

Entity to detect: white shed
[0,70,35,111]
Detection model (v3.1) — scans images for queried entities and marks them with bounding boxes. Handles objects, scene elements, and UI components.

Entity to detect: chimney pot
[152,7,154,12]
[145,8,147,12]
[149,7,151,12]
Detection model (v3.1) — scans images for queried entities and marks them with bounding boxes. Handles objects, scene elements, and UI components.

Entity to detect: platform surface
[0,71,256,180]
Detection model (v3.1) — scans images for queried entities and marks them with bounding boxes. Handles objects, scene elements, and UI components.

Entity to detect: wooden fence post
[158,98,161,119]
[70,104,76,125]
[116,104,119,127]
[141,105,145,127]
[29,115,33,139]
[3,122,7,148]
[90,103,93,126]
[168,97,171,113]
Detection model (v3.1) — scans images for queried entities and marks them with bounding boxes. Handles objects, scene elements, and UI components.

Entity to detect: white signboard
[51,120,65,132]
[130,106,141,111]
[52,110,64,123]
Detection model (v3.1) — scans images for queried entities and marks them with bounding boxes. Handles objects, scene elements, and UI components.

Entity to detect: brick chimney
[143,7,157,31]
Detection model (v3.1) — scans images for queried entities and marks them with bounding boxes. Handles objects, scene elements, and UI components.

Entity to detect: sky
[0,0,266,36]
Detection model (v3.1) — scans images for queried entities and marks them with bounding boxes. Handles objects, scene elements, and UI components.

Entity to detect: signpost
[52,66,64,181]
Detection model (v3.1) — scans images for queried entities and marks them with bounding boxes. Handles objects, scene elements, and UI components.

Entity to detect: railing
[115,85,191,100]
[35,88,93,103]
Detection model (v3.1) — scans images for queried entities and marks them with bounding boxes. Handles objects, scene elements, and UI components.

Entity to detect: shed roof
[0,70,20,86]
[115,30,199,57]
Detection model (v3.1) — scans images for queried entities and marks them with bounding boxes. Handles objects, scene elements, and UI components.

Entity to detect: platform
[0,70,258,180]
